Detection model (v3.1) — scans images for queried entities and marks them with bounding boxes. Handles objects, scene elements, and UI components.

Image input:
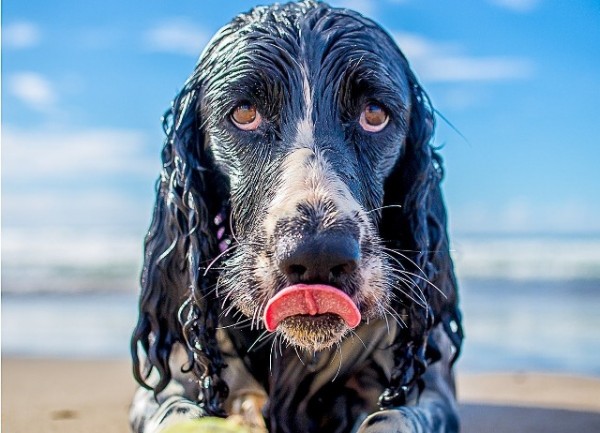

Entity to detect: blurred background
[2,0,599,376]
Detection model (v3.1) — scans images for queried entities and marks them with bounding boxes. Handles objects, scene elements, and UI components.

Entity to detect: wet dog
[130,2,463,432]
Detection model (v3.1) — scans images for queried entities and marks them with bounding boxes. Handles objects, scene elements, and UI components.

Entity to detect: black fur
[131,2,463,432]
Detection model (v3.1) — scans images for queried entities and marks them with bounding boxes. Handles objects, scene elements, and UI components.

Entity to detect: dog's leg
[130,334,268,433]
[130,385,205,433]
[129,343,205,433]
[129,384,268,433]
[356,324,459,433]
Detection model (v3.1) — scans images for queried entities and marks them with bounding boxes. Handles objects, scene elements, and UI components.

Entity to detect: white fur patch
[262,64,363,238]
[295,65,315,150]
[263,147,363,237]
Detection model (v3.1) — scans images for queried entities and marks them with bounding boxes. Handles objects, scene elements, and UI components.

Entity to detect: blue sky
[3,0,600,241]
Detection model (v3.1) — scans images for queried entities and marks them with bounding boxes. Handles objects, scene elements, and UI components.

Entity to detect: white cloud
[331,0,411,15]
[450,199,600,234]
[2,188,154,230]
[8,72,57,111]
[2,127,157,182]
[3,21,41,49]
[434,87,488,111]
[488,0,541,13]
[144,19,210,57]
[2,126,159,232]
[394,32,534,83]
[420,56,533,82]
[329,0,377,17]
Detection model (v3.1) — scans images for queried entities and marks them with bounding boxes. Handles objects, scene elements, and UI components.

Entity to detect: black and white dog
[130,1,463,432]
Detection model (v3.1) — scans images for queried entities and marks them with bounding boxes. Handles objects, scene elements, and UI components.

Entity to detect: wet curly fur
[130,2,463,432]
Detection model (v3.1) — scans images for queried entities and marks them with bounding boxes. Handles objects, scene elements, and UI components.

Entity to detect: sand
[2,358,600,433]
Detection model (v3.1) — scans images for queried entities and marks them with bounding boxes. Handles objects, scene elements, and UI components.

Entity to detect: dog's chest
[220,321,397,433]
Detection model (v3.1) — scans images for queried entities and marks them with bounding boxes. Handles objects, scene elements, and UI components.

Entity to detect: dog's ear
[130,77,229,414]
[379,74,463,408]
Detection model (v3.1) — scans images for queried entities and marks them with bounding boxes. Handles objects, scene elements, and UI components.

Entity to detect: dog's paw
[355,410,416,433]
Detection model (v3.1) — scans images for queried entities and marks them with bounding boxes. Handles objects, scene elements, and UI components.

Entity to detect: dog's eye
[231,102,262,130]
[359,102,389,132]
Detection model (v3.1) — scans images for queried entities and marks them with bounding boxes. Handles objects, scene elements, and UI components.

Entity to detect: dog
[130,1,463,432]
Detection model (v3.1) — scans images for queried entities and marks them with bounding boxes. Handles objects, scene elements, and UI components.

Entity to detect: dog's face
[198,2,414,351]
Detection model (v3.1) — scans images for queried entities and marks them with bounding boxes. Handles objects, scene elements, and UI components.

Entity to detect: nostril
[330,261,357,278]
[287,264,307,277]
[278,233,360,283]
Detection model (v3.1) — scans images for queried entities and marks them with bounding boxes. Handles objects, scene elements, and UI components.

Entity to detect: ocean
[2,229,600,376]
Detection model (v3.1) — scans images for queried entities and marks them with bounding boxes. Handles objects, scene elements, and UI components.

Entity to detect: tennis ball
[162,417,254,433]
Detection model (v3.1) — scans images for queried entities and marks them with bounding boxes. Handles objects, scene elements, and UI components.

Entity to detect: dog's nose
[279,233,360,283]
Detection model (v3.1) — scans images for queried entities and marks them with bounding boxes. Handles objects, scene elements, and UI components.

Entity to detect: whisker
[220,288,238,310]
[390,274,428,307]
[202,244,239,277]
[383,305,407,329]
[434,107,470,145]
[216,317,252,330]
[191,279,221,303]
[398,270,446,298]
[293,345,306,366]
[364,204,403,214]
[269,334,280,373]
[381,247,428,278]
[247,330,272,353]
[227,208,243,247]
[381,250,406,266]
[383,245,451,297]
[331,343,343,382]
[253,299,268,331]
[383,311,391,335]
[384,270,428,304]
[350,329,368,351]
[381,251,441,304]
[218,303,235,318]
[251,304,260,331]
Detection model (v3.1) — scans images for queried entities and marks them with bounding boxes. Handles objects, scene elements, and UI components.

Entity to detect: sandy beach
[3,358,600,433]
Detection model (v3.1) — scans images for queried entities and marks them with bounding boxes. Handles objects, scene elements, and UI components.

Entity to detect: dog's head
[203,2,417,351]
[132,0,461,413]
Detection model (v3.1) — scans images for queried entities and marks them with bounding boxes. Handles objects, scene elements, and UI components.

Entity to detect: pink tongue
[263,284,361,332]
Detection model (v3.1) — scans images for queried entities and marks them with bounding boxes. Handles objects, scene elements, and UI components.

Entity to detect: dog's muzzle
[263,232,362,333]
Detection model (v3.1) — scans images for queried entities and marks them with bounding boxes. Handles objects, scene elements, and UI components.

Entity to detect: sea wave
[3,228,600,294]
[2,227,142,294]
[3,279,599,376]
[452,234,600,281]
[3,230,599,374]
